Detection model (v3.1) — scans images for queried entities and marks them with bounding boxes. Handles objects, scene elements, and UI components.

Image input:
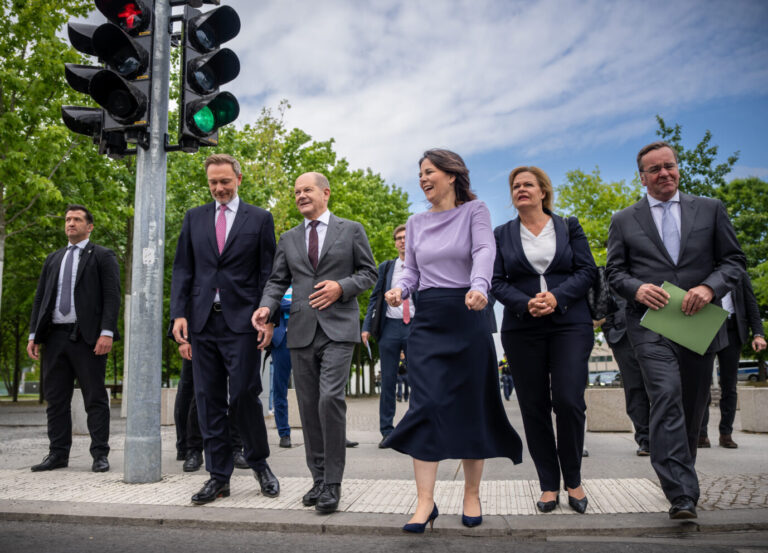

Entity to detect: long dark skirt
[383,288,523,463]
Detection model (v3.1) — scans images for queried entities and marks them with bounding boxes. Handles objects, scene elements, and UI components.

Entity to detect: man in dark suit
[27,204,120,473]
[170,154,279,505]
[253,172,377,513]
[699,273,765,448]
[606,141,746,519]
[602,295,651,456]
[361,224,415,447]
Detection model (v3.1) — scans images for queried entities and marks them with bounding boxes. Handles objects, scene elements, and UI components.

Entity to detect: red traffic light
[95,0,152,35]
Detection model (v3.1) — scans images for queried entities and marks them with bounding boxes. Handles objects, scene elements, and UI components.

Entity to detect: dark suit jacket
[260,213,377,348]
[602,294,628,346]
[29,241,121,346]
[728,273,764,346]
[170,200,276,334]
[361,258,418,338]
[492,213,597,332]
[606,193,746,353]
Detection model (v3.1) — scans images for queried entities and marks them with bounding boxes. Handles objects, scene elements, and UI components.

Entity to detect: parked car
[588,370,620,386]
[737,360,760,382]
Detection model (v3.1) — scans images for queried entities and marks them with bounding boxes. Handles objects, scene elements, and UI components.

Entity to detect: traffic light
[179,4,241,152]
[61,1,154,155]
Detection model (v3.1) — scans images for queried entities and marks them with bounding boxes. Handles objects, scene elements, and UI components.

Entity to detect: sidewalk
[1,395,767,536]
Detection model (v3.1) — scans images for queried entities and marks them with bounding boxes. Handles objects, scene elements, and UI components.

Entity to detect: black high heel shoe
[403,503,439,533]
[567,494,588,514]
[536,494,559,513]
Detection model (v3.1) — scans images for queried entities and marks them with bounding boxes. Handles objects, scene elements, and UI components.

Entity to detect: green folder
[639,281,728,356]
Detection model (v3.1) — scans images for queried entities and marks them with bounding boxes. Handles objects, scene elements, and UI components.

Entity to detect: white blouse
[520,218,556,292]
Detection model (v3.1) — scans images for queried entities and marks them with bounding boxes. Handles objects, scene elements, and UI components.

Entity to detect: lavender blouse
[395,200,495,298]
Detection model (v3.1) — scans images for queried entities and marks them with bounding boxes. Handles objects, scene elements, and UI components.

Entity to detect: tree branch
[5,192,41,228]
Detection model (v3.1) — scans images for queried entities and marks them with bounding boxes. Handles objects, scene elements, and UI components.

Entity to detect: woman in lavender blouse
[383,149,522,532]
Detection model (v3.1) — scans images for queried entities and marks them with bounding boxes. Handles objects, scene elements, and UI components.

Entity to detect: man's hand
[94,336,113,356]
[309,280,343,310]
[753,336,767,352]
[465,290,488,311]
[27,340,39,361]
[681,285,714,316]
[361,331,371,346]
[172,317,189,344]
[635,283,670,311]
[178,343,192,360]
[251,307,271,330]
[257,323,274,350]
[385,287,402,307]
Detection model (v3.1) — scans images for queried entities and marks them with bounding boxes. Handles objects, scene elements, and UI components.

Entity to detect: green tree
[655,115,739,198]
[555,168,641,264]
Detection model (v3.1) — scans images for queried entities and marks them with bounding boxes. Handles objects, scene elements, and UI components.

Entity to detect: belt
[212,302,223,312]
[51,323,77,331]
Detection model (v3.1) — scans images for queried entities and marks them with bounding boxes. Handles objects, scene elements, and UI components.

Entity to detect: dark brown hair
[419,149,477,206]
[636,141,679,172]
[392,224,406,240]
[65,204,94,224]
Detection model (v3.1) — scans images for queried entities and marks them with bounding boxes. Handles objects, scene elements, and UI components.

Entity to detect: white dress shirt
[647,191,681,241]
[520,218,556,292]
[386,257,416,319]
[214,196,240,302]
[304,208,331,254]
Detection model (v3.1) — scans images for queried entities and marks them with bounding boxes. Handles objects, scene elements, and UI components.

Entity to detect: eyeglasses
[641,162,677,175]
[394,236,405,242]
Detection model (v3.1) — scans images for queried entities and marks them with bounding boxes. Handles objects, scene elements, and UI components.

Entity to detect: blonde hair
[508,166,553,211]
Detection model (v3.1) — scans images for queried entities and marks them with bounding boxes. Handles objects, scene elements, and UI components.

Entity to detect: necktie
[402,298,411,324]
[308,220,319,269]
[661,201,680,264]
[59,246,75,316]
[216,204,228,254]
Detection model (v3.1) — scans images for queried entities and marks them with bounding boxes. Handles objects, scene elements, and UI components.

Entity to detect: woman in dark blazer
[491,166,596,514]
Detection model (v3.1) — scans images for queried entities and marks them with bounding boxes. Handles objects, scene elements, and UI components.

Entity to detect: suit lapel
[678,193,698,258]
[632,196,674,264]
[221,201,250,256]
[292,222,313,272]
[205,203,219,257]
[385,259,395,290]
[509,218,537,274]
[74,242,95,287]
[548,215,568,272]
[318,214,341,267]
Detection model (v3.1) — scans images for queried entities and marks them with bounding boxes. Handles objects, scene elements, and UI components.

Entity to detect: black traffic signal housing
[179,4,241,153]
[61,1,154,155]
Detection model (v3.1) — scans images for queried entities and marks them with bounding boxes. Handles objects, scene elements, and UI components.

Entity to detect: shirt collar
[217,195,240,213]
[647,191,680,207]
[304,209,331,228]
[67,238,89,250]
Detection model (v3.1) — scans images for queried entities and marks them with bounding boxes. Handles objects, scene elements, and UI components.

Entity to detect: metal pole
[124,0,171,483]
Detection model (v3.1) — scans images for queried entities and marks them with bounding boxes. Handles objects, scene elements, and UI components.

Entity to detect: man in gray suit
[606,141,745,520]
[253,172,377,513]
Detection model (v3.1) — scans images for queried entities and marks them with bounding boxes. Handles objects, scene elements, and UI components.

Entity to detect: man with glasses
[606,141,745,520]
[362,224,416,447]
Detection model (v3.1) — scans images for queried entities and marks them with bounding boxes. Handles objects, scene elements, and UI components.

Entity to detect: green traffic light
[190,92,239,136]
[193,106,215,133]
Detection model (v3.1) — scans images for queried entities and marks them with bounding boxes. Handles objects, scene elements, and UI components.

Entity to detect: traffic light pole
[124,0,172,484]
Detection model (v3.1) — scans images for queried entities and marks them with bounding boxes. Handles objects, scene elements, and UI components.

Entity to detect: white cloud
[728,166,768,181]
[220,0,768,187]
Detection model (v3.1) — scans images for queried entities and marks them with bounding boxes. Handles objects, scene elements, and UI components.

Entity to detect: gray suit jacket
[606,193,746,353]
[260,213,378,348]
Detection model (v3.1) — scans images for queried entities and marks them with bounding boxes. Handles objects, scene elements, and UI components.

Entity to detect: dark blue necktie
[59,246,76,316]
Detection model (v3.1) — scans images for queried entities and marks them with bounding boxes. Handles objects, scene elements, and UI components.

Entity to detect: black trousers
[42,327,110,459]
[190,309,269,482]
[501,323,593,492]
[701,321,742,437]
[609,335,650,447]
[174,358,244,456]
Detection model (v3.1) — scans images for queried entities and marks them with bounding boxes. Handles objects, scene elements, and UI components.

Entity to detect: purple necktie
[59,246,76,316]
[308,220,319,270]
[216,205,228,254]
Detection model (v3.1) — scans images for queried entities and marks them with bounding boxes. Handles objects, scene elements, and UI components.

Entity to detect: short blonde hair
[508,166,553,211]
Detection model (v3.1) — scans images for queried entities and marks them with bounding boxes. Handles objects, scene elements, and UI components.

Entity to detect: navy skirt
[383,288,523,463]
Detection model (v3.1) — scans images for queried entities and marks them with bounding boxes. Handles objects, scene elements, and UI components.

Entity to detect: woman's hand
[465,290,487,311]
[385,287,403,307]
[527,292,555,317]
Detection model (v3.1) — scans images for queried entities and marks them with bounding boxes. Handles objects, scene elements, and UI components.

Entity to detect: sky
[217,0,768,226]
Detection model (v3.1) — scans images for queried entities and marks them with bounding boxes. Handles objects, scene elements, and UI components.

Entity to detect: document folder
[640,281,728,356]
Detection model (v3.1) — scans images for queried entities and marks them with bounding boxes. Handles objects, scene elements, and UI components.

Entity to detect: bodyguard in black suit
[699,273,766,448]
[27,205,120,473]
[606,141,746,519]
[170,154,279,504]
[361,224,415,446]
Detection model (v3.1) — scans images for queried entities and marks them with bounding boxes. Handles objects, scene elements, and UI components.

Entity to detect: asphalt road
[3,521,768,553]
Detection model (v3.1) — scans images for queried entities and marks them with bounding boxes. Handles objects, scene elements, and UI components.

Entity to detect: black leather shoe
[345,439,358,448]
[697,436,711,448]
[31,453,68,472]
[176,450,186,461]
[719,434,738,449]
[91,456,110,473]
[536,495,559,513]
[191,479,230,505]
[279,436,292,448]
[568,494,588,514]
[378,438,388,449]
[636,444,650,456]
[302,482,324,506]
[254,466,280,497]
[316,483,341,513]
[183,450,203,472]
[233,450,249,469]
[669,495,697,519]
